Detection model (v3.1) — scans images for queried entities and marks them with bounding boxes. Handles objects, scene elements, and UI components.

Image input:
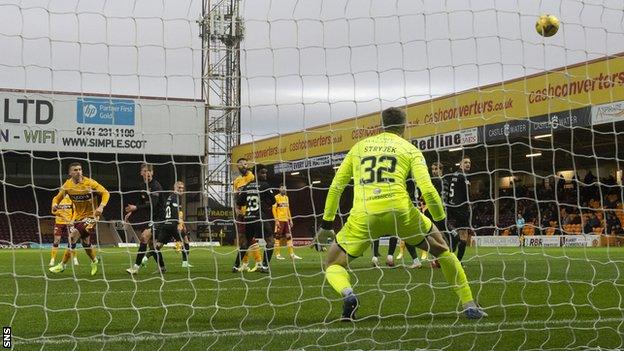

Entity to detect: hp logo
[83,104,97,118]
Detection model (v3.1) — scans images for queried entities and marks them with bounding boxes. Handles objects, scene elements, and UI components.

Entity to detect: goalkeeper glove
[314,220,336,248]
[316,228,335,244]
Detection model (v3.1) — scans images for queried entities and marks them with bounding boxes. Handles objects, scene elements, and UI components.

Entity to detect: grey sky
[239,0,624,142]
[0,0,202,98]
[1,0,623,145]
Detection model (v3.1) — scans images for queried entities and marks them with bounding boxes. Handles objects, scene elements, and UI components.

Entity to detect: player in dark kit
[420,161,448,268]
[427,162,451,245]
[173,181,193,268]
[149,183,186,273]
[371,237,398,267]
[125,163,166,275]
[444,157,472,262]
[234,165,276,273]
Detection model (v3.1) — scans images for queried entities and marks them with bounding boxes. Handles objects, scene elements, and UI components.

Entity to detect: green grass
[1,245,623,350]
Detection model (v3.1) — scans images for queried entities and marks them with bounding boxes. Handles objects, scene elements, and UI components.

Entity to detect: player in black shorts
[125,163,166,275]
[172,181,193,268]
[426,162,454,249]
[444,157,472,262]
[235,165,276,273]
[418,161,448,268]
[371,236,398,267]
[149,184,186,273]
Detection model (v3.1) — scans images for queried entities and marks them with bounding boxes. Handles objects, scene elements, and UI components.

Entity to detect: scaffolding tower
[199,0,244,206]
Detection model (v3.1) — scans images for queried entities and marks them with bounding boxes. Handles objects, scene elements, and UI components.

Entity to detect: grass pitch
[1,245,623,350]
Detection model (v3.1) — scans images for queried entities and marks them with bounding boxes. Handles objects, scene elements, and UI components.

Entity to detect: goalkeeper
[317,107,487,321]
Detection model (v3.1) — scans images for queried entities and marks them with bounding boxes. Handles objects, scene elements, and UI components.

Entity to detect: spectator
[516,213,525,236]
[584,213,600,234]
[563,212,576,226]
[583,171,598,200]
[605,195,618,209]
[584,170,596,186]
[541,209,554,227]
[606,211,623,236]
[571,174,578,195]
[614,223,624,236]
[556,175,566,196]
[571,213,582,225]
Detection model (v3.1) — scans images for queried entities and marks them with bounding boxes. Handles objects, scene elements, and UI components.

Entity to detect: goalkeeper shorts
[336,206,432,258]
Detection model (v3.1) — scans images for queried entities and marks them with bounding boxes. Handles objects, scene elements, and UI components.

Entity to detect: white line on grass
[0,278,591,298]
[13,317,623,346]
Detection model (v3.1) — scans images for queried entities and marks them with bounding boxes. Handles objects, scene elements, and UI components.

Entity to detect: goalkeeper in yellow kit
[317,107,487,321]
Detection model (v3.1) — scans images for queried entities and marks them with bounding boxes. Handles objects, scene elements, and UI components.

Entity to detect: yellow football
[536,14,560,37]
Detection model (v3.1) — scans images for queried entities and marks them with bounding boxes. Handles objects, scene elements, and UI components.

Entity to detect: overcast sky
[239,0,624,142]
[0,0,202,98]
[1,0,623,144]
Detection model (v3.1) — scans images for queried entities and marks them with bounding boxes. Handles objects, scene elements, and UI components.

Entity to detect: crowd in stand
[2,166,623,244]
[470,171,624,236]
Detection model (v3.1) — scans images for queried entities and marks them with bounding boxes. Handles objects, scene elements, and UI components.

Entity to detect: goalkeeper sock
[135,242,148,266]
[51,243,59,260]
[83,243,97,261]
[438,250,473,305]
[182,243,190,262]
[457,240,467,261]
[287,239,294,256]
[274,240,281,256]
[326,264,352,296]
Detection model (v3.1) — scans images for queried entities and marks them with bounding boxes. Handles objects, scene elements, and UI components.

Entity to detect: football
[536,14,560,37]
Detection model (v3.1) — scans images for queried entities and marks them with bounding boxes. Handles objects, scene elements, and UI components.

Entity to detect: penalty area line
[13,317,622,346]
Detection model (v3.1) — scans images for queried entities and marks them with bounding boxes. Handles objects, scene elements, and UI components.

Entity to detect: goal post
[1,0,624,350]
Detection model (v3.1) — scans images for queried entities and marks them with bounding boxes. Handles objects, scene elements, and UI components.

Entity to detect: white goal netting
[1,0,624,350]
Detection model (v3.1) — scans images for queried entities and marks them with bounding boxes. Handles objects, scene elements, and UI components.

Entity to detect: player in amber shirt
[272,184,301,260]
[231,157,263,272]
[49,162,109,276]
[49,194,79,267]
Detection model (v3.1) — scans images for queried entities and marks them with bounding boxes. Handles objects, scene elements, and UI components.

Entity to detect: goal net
[2,0,624,350]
